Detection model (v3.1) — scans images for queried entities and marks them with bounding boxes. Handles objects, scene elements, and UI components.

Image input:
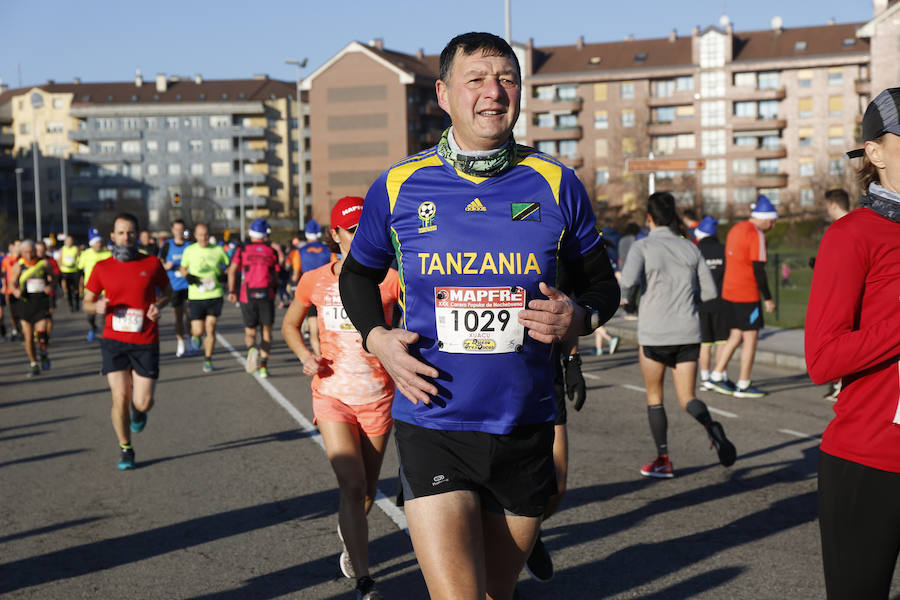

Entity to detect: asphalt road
[1,304,897,599]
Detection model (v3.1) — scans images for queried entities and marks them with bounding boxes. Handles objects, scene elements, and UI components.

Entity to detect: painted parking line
[778,428,821,441]
[216,333,409,533]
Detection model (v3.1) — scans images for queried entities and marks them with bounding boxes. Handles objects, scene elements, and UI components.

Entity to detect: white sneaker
[337,524,355,578]
[176,339,185,358]
[245,346,259,374]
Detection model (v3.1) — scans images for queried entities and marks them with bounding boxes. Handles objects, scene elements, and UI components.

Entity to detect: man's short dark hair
[824,188,850,212]
[114,212,139,230]
[171,219,185,227]
[439,32,520,83]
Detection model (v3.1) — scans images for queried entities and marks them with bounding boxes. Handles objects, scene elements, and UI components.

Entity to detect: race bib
[25,278,46,294]
[322,304,357,333]
[434,286,526,354]
[200,278,217,292]
[112,307,144,333]
[172,270,184,278]
[62,255,76,266]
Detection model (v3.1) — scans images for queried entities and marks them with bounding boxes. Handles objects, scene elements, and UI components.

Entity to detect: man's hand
[563,354,587,411]
[366,327,439,405]
[301,354,324,376]
[94,297,108,315]
[146,303,160,322]
[764,299,776,313]
[227,292,237,304]
[518,282,584,349]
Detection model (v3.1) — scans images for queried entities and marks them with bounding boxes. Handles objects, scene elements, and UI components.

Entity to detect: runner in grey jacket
[620,192,736,479]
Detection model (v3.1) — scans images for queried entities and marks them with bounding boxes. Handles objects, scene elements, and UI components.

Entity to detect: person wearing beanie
[82,213,172,470]
[291,218,336,355]
[707,196,777,398]
[693,216,731,391]
[282,196,399,599]
[76,228,112,342]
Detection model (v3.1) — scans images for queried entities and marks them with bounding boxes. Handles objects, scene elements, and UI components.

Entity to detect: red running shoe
[640,455,674,478]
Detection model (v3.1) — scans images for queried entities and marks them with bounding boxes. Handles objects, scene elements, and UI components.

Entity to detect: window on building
[734,72,755,87]
[652,135,676,155]
[124,164,142,177]
[595,138,608,157]
[121,118,140,130]
[146,140,158,153]
[167,140,181,153]
[185,116,202,129]
[595,168,609,185]
[734,187,757,203]
[798,97,813,118]
[45,121,64,133]
[99,141,118,154]
[215,185,231,198]
[759,188,781,204]
[734,101,756,118]
[189,139,203,153]
[621,109,635,127]
[19,122,30,135]
[621,137,636,156]
[557,113,578,129]
[655,106,675,123]
[536,141,555,154]
[733,158,756,174]
[557,85,577,100]
[761,135,782,150]
[594,110,608,129]
[758,71,780,90]
[211,138,231,152]
[829,95,843,116]
[168,164,181,176]
[97,118,116,130]
[798,157,815,176]
[209,115,230,129]
[676,133,695,149]
[190,163,204,175]
[620,82,635,100]
[734,135,757,147]
[52,97,64,109]
[675,105,694,119]
[122,188,142,200]
[701,101,726,126]
[122,141,140,154]
[699,31,725,68]
[211,162,232,175]
[703,187,727,213]
[700,71,725,98]
[146,118,159,129]
[98,188,117,201]
[166,117,179,129]
[99,163,119,176]
[829,157,844,176]
[758,158,780,174]
[797,69,813,88]
[676,75,694,91]
[535,85,554,100]
[794,41,808,52]
[536,113,554,127]
[593,83,608,101]
[758,100,779,120]
[799,126,814,147]
[701,129,726,155]
[558,140,578,157]
[828,67,843,86]
[828,125,844,146]
[147,164,159,176]
[702,158,726,184]
[654,79,675,98]
[800,188,815,206]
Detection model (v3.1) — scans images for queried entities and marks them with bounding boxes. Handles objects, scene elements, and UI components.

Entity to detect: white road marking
[622,384,647,393]
[583,373,602,380]
[216,333,409,533]
[778,428,821,441]
[708,407,738,419]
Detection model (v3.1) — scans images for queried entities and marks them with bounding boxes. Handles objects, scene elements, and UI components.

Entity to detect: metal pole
[505,0,511,43]
[648,151,656,196]
[60,155,68,237]
[297,79,306,231]
[32,125,42,241]
[238,128,245,241]
[15,167,24,240]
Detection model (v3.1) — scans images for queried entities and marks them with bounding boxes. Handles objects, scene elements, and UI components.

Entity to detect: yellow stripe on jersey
[390,226,407,329]
[386,153,443,214]
[518,155,562,205]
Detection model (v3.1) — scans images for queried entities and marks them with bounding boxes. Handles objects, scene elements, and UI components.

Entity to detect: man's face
[194,225,210,246]
[35,243,46,258]
[21,243,34,260]
[171,223,185,240]
[139,231,151,245]
[111,218,137,247]
[436,48,520,151]
[757,218,775,232]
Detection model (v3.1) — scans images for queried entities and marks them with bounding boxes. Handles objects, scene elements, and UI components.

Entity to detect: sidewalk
[603,314,807,373]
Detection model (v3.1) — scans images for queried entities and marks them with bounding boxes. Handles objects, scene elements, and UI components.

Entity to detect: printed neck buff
[112,244,140,262]
[860,182,900,224]
[437,127,516,177]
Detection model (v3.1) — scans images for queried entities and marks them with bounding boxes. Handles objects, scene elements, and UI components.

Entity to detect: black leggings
[818,451,900,599]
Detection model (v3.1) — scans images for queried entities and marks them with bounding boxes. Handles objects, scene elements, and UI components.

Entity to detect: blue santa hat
[304,219,322,240]
[88,227,102,246]
[694,216,718,240]
[750,195,778,220]
[249,218,271,239]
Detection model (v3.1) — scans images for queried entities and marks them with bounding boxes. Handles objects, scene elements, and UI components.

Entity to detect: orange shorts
[312,391,394,437]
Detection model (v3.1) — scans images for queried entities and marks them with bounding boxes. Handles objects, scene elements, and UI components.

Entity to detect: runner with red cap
[282,196,398,600]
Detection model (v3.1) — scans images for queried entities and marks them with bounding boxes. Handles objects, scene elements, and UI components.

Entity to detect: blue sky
[2,0,873,88]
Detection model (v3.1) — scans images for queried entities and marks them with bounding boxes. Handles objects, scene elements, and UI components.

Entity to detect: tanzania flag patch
[510,202,541,222]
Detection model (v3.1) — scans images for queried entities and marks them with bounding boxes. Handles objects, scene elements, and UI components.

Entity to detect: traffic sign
[627,158,706,172]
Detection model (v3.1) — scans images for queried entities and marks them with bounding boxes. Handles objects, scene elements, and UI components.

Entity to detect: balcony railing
[647,119,696,135]
[646,90,696,107]
[731,117,787,131]
[728,86,786,102]
[529,125,583,141]
[528,96,583,113]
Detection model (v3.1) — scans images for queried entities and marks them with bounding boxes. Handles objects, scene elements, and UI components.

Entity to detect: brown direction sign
[627,158,706,172]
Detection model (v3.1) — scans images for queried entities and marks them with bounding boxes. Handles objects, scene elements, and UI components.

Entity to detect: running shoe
[608,336,620,355]
[823,381,841,401]
[87,329,95,342]
[623,313,638,321]
[524,534,554,582]
[708,378,737,396]
[190,336,202,353]
[733,382,766,399]
[27,363,40,378]
[707,421,737,467]
[338,524,356,578]
[355,576,383,600]
[258,366,269,379]
[594,347,603,356]
[245,346,259,373]
[700,377,713,391]
[40,354,50,370]
[118,447,135,470]
[640,455,674,478]
[176,338,185,358]
[202,359,214,373]
[130,410,148,434]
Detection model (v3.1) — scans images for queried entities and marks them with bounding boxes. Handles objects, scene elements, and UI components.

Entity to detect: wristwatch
[580,303,600,335]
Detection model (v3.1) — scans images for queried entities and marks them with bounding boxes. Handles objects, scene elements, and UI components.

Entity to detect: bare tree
[157,177,227,232]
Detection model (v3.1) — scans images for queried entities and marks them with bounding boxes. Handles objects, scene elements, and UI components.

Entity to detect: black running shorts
[189,297,223,321]
[642,344,700,368]
[699,310,730,345]
[170,288,189,308]
[19,294,52,324]
[240,298,275,328]
[395,420,556,518]
[729,300,764,331]
[61,271,81,287]
[100,338,160,379]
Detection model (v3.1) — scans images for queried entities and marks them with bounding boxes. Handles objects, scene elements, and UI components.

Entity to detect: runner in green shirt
[180,223,230,372]
[77,230,112,341]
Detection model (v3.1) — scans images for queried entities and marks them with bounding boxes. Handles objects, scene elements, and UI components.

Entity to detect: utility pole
[285,58,308,231]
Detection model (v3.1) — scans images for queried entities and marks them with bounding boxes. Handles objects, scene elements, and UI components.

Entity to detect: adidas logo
[465,198,487,212]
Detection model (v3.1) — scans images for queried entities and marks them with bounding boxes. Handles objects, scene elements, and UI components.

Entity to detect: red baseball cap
[330,196,364,231]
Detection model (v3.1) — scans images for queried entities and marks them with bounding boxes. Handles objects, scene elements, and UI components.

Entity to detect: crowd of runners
[4,33,899,600]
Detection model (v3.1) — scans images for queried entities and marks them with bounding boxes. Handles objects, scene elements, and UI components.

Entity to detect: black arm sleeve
[339,251,391,352]
[753,261,772,300]
[561,242,621,330]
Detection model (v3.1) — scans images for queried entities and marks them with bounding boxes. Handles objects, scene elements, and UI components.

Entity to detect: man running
[35,240,60,338]
[58,235,82,312]
[708,196,777,398]
[180,223,230,373]
[158,219,192,357]
[77,228,112,341]
[2,241,22,341]
[339,32,620,598]
[9,239,55,377]
[83,213,171,470]
[292,219,335,355]
[227,219,281,378]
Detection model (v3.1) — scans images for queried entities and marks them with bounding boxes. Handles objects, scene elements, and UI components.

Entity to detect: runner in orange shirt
[2,241,22,341]
[282,196,398,600]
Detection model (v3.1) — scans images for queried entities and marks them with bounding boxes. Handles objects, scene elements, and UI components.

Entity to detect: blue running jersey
[159,239,191,291]
[351,146,601,434]
[299,240,332,273]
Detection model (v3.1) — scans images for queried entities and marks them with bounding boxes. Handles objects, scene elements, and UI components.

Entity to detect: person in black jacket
[693,216,730,391]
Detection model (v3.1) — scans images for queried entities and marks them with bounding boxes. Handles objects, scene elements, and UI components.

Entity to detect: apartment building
[0,73,303,236]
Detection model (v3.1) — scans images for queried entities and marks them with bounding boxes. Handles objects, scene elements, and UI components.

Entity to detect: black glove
[217,271,228,283]
[563,353,587,411]
[185,273,201,286]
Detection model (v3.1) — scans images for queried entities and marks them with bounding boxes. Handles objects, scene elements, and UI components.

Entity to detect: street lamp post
[15,167,24,240]
[235,125,245,241]
[31,91,43,241]
[285,58,308,232]
[59,156,68,237]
